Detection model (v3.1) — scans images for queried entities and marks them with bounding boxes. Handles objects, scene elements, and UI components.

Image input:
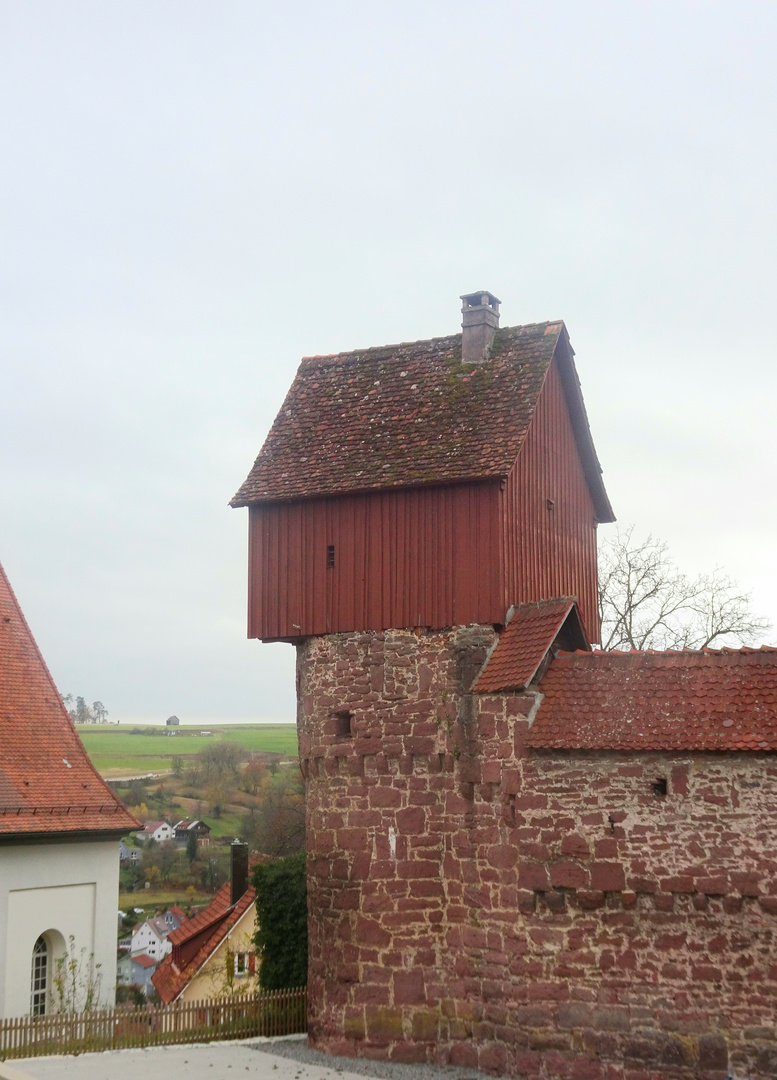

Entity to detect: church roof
[231,321,613,522]
[530,647,777,751]
[0,562,139,838]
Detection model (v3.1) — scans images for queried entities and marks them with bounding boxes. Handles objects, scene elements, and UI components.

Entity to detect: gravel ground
[252,1037,516,1080]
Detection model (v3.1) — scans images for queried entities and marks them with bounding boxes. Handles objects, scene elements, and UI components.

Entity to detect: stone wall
[297,627,777,1080]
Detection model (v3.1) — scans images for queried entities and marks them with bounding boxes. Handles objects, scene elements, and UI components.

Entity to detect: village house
[0,561,139,1019]
[117,951,158,996]
[118,840,141,863]
[173,819,211,849]
[152,842,257,1004]
[135,820,174,845]
[160,905,186,932]
[131,915,175,961]
[232,292,777,1080]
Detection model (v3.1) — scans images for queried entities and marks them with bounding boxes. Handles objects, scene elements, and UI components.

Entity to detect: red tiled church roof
[152,881,256,1004]
[473,598,588,693]
[231,321,613,522]
[0,562,139,837]
[529,647,777,751]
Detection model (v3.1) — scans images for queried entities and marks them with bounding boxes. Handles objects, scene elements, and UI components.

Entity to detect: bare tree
[598,526,771,651]
[241,767,305,857]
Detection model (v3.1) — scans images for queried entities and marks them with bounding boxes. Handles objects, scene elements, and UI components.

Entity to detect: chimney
[230,839,249,905]
[460,290,501,363]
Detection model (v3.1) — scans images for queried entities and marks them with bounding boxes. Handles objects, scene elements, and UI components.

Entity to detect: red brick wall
[298,628,777,1080]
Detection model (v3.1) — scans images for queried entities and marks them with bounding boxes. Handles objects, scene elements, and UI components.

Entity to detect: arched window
[30,936,48,1016]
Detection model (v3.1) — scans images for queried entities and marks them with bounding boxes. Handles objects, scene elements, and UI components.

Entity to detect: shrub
[252,852,307,990]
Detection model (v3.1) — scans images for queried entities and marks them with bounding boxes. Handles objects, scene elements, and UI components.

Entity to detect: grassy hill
[76,723,298,776]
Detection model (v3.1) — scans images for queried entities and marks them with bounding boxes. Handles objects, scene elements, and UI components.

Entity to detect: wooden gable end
[501,354,600,642]
[247,481,504,640]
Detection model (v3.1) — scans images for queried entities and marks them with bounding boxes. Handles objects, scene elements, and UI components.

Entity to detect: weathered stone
[298,627,777,1080]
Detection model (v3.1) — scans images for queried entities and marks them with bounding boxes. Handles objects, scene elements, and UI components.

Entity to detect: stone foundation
[297,627,777,1080]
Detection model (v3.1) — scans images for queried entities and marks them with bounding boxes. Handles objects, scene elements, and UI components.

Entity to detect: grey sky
[2,2,775,723]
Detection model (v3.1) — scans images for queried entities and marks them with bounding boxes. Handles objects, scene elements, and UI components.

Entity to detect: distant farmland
[75,723,298,776]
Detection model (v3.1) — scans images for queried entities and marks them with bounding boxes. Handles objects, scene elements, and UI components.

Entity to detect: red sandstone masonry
[298,628,777,1080]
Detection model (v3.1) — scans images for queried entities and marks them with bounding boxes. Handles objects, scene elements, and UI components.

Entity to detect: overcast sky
[2,1,776,724]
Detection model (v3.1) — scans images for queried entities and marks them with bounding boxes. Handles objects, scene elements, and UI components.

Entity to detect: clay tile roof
[529,647,777,751]
[133,953,157,969]
[152,882,256,1004]
[473,598,588,693]
[0,562,140,838]
[231,321,613,522]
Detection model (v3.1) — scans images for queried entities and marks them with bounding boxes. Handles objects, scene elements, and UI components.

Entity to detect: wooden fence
[0,986,307,1061]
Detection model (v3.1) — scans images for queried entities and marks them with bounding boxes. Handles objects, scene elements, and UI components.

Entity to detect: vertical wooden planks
[503,356,600,641]
[247,482,504,638]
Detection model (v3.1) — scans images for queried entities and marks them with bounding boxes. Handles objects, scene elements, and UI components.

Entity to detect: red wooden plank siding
[248,482,503,639]
[503,357,600,641]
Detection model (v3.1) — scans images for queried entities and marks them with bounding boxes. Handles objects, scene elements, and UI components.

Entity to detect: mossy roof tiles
[529,647,777,751]
[232,321,611,521]
[0,561,139,837]
[473,598,582,693]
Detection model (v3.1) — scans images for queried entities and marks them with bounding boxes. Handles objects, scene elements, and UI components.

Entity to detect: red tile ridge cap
[555,646,777,659]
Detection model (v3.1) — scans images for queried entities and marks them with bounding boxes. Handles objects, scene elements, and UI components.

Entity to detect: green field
[76,723,298,775]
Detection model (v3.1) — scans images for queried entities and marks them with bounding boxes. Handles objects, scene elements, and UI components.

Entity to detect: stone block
[365,1006,405,1043]
[394,970,426,1005]
[558,832,590,857]
[697,1033,728,1070]
[590,862,626,892]
[518,861,550,891]
[550,860,590,890]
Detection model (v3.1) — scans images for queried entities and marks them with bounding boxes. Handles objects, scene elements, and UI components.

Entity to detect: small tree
[52,937,103,1013]
[253,852,307,990]
[158,839,179,882]
[145,865,162,890]
[242,768,305,858]
[186,829,198,863]
[599,526,771,651]
[92,700,108,723]
[75,696,94,723]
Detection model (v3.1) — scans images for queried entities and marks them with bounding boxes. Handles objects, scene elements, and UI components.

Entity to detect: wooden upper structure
[232,296,614,642]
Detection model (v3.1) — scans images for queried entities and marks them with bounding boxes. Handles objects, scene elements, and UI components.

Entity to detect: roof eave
[553,327,615,524]
[233,473,508,509]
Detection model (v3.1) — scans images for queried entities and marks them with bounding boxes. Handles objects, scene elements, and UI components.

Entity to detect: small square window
[327,545,335,568]
[334,711,353,738]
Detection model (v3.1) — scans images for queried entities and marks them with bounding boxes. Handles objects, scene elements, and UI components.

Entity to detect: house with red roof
[0,561,139,1019]
[117,950,158,997]
[152,842,258,1004]
[232,292,777,1079]
[135,820,174,845]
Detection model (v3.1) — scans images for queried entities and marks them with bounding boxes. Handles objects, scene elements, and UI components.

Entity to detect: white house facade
[0,561,139,1019]
[131,917,173,960]
[136,822,174,845]
[0,840,122,1017]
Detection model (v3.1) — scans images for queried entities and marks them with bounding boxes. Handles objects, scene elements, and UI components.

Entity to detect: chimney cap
[460,290,501,312]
